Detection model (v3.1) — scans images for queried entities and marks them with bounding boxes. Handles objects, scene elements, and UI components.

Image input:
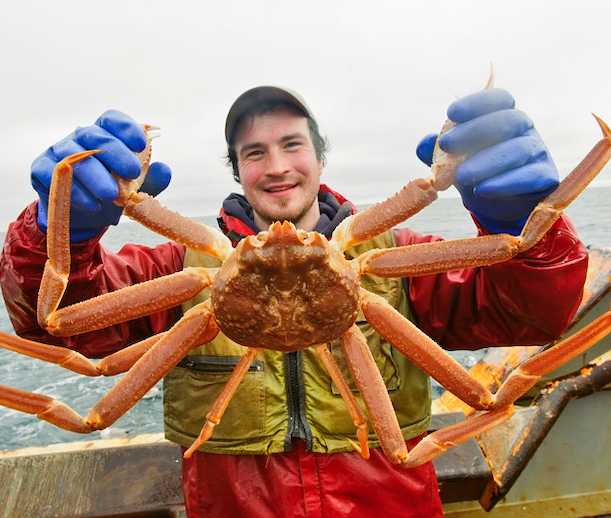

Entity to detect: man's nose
[266,148,290,175]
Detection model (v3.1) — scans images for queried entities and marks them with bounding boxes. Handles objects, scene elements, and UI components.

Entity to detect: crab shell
[211,221,360,351]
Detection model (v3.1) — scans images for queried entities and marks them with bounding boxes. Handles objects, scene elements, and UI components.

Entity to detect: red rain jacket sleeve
[394,215,588,350]
[0,202,186,358]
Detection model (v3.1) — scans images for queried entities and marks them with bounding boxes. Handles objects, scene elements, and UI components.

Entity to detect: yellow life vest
[163,230,431,454]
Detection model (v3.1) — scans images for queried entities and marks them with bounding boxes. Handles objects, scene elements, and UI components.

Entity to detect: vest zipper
[283,351,313,451]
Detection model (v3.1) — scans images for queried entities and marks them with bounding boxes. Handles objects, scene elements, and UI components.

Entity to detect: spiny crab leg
[110,127,232,262]
[122,193,232,262]
[45,267,215,337]
[0,330,167,377]
[360,289,495,410]
[341,325,407,464]
[518,114,611,250]
[37,150,101,329]
[0,301,219,433]
[392,313,610,468]
[332,178,439,252]
[403,406,513,469]
[184,347,259,459]
[493,310,611,407]
[313,344,370,459]
[0,330,103,376]
[357,115,611,278]
[36,148,216,334]
[96,333,166,376]
[332,71,495,252]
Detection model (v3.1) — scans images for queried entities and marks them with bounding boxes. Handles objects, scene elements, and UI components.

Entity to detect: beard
[252,193,318,230]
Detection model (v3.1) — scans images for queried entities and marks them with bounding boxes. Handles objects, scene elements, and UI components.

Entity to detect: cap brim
[225,86,311,144]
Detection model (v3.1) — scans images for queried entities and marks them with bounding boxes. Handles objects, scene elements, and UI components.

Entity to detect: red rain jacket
[0,188,588,518]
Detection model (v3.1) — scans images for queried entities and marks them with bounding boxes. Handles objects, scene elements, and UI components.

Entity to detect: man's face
[234,109,322,231]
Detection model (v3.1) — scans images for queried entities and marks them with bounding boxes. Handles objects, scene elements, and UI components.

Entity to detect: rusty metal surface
[478,357,611,511]
[444,387,611,516]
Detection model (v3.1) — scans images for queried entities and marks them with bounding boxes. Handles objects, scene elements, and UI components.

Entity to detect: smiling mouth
[264,184,297,194]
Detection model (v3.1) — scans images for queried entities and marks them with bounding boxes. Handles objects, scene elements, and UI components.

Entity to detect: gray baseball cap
[224,86,313,145]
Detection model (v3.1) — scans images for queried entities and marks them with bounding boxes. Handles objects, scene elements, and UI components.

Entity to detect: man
[0,86,587,517]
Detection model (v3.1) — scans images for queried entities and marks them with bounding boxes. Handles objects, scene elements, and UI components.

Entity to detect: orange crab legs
[184,344,373,460]
[355,115,611,277]
[356,115,610,278]
[314,343,370,459]
[359,292,610,465]
[332,72,496,252]
[38,148,231,335]
[45,267,215,337]
[112,125,232,262]
[361,290,495,411]
[341,326,407,463]
[402,406,514,468]
[0,301,219,433]
[493,310,611,407]
[0,331,167,377]
[184,347,260,459]
[361,290,611,412]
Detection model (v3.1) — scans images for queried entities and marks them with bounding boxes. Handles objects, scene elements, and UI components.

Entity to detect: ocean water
[0,187,609,451]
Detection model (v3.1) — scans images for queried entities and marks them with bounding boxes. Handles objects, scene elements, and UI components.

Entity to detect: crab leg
[519,114,611,250]
[0,330,101,376]
[122,193,232,262]
[0,301,218,433]
[332,72,495,252]
[45,267,214,337]
[38,148,229,336]
[356,115,611,278]
[313,344,370,459]
[357,234,521,277]
[88,301,219,429]
[403,406,514,469]
[341,325,407,464]
[0,385,92,433]
[112,128,232,262]
[96,333,166,376]
[493,310,611,407]
[184,347,259,459]
[37,150,101,329]
[332,180,439,251]
[0,329,169,377]
[360,289,495,410]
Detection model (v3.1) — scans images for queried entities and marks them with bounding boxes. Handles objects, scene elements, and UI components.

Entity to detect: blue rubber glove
[32,110,172,242]
[416,89,559,235]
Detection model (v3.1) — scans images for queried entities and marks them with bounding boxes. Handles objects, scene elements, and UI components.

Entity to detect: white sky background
[0,0,609,228]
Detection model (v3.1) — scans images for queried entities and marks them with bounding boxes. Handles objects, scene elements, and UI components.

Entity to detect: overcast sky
[1,1,609,229]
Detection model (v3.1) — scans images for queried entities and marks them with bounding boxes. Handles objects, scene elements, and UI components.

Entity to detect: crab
[0,104,610,468]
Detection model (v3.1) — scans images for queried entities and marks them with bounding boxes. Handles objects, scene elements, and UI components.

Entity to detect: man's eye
[286,141,301,149]
[246,150,263,159]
